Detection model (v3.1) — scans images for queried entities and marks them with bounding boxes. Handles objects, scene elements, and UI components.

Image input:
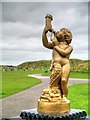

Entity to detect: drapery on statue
[37,14,73,115]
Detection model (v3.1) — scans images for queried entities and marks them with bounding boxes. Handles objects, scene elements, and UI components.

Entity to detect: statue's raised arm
[42,28,54,49]
[42,14,55,49]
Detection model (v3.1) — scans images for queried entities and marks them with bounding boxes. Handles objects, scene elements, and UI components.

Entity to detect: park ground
[0,70,90,119]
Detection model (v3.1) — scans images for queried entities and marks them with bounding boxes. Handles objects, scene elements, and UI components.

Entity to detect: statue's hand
[52,38,59,46]
[44,27,54,34]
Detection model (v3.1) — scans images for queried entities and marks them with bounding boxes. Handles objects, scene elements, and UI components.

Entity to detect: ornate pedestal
[37,87,70,116]
[38,99,70,116]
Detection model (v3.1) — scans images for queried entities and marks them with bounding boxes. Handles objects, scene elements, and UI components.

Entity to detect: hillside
[17,60,51,70]
[17,59,89,73]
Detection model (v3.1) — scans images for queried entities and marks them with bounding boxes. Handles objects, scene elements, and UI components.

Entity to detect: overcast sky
[1,2,89,65]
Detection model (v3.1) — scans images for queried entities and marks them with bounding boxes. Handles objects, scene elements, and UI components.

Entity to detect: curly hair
[60,28,72,44]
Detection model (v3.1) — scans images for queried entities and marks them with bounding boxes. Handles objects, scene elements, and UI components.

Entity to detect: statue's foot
[61,95,69,102]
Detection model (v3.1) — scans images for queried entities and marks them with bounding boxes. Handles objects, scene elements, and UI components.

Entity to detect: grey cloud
[75,2,88,16]
[2,22,43,39]
[2,2,87,23]
[2,2,48,24]
[1,2,88,65]
[2,49,52,66]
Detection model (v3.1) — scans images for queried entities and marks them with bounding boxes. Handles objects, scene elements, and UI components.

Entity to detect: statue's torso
[52,43,70,65]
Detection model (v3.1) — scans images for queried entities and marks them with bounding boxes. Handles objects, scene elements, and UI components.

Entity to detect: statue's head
[60,28,72,44]
[56,28,72,44]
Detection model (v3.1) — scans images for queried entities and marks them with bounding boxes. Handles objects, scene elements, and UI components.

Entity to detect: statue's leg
[50,63,61,88]
[61,63,70,98]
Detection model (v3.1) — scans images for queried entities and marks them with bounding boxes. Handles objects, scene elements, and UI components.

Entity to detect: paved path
[1,74,89,119]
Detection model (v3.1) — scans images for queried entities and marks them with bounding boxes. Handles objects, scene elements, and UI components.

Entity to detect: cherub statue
[38,14,73,114]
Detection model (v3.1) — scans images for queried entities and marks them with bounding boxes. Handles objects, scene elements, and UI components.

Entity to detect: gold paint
[37,14,73,115]
[38,99,70,116]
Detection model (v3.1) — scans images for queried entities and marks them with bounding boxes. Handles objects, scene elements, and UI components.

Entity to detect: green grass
[70,71,89,79]
[1,70,41,98]
[42,71,89,79]
[1,69,89,99]
[1,70,89,115]
[68,83,89,115]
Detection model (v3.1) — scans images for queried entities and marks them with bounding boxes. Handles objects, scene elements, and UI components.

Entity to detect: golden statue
[37,14,73,116]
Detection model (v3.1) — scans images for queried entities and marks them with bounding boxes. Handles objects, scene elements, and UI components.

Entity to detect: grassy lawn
[70,71,89,79]
[42,70,89,79]
[1,69,89,99]
[1,70,89,115]
[1,70,41,98]
[68,83,89,115]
